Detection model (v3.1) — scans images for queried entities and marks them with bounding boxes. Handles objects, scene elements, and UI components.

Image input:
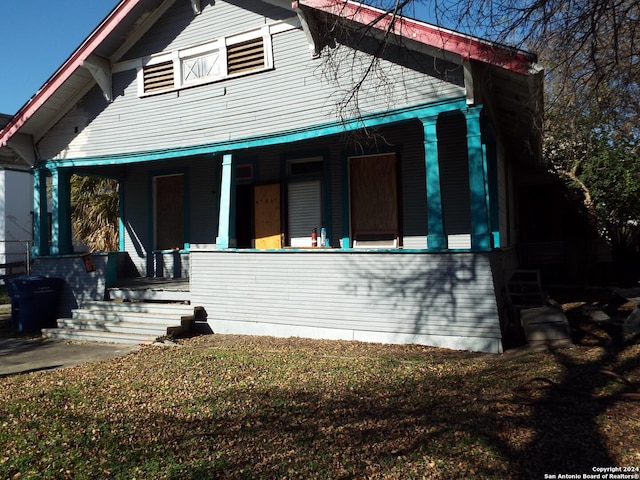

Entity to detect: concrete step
[57,318,173,336]
[43,299,208,345]
[41,327,157,345]
[107,288,190,303]
[71,309,190,325]
[82,300,193,315]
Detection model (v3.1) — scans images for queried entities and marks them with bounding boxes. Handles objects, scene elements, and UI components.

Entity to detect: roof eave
[0,0,142,151]
[295,0,538,75]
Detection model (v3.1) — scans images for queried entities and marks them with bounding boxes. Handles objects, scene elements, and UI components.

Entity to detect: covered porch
[32,97,499,261]
[29,97,520,352]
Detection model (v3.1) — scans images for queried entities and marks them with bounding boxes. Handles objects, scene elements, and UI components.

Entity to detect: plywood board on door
[254,183,282,249]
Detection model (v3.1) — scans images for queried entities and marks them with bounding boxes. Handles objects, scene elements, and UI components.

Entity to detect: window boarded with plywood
[349,154,399,247]
[155,174,184,250]
[254,183,282,249]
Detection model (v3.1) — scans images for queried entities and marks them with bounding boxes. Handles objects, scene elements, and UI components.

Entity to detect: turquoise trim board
[38,97,469,170]
[50,168,73,255]
[483,128,500,249]
[465,106,491,250]
[32,168,49,256]
[340,150,351,249]
[421,115,445,250]
[119,184,125,252]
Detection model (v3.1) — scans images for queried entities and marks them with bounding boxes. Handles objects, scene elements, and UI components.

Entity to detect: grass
[0,285,9,305]
[0,329,639,479]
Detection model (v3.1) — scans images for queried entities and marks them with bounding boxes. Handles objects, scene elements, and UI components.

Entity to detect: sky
[0,1,120,115]
[0,1,437,116]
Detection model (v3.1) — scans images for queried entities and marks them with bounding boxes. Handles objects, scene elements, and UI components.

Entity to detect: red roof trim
[0,0,141,149]
[297,0,536,74]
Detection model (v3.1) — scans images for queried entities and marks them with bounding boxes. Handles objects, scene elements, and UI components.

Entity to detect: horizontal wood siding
[31,254,109,318]
[39,1,465,160]
[122,167,150,276]
[396,121,428,248]
[188,156,219,244]
[121,157,219,276]
[191,250,501,352]
[121,0,292,61]
[438,112,471,236]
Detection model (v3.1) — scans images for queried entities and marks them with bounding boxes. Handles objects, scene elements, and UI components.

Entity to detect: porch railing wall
[190,249,503,353]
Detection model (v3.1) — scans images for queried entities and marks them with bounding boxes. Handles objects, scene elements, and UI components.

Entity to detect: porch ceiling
[479,62,544,167]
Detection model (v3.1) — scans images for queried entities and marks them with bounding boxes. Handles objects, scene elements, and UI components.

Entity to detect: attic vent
[227,37,265,75]
[143,61,175,93]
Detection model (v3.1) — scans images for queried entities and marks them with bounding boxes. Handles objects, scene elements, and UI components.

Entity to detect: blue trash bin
[6,276,62,333]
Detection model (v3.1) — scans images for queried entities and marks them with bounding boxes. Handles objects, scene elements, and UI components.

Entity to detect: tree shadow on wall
[341,252,501,351]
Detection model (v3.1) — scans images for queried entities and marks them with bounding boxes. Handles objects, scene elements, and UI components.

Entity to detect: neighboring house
[0,0,544,352]
[0,166,33,279]
[0,114,33,280]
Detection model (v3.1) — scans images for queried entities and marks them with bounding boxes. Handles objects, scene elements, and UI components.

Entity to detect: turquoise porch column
[50,167,73,255]
[421,115,446,250]
[216,153,236,248]
[32,167,50,256]
[465,106,492,250]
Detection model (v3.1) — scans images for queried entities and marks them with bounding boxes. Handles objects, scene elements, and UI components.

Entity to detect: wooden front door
[254,183,282,249]
[154,174,184,250]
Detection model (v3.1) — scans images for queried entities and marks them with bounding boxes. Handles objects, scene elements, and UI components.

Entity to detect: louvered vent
[143,61,175,93]
[227,37,265,75]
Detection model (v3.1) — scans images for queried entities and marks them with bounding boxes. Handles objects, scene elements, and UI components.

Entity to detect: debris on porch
[547,286,640,350]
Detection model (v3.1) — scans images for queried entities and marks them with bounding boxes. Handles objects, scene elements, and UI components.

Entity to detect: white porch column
[216,153,236,248]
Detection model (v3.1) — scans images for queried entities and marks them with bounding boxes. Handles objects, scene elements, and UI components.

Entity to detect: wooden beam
[82,55,113,102]
[7,133,37,167]
[463,60,474,105]
[292,2,320,57]
[0,0,142,149]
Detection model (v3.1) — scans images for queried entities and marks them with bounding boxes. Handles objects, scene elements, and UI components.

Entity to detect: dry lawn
[0,310,639,479]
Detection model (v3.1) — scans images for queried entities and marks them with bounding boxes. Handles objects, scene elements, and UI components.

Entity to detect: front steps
[42,282,206,344]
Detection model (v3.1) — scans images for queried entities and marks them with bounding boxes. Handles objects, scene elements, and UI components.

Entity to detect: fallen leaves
[0,334,638,479]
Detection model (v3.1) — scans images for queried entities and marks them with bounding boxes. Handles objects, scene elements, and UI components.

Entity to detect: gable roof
[0,0,542,167]
[294,0,538,74]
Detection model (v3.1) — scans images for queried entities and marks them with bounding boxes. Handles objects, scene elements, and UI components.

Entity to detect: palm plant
[70,175,119,252]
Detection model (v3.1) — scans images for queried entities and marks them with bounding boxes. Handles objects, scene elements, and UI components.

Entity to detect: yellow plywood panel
[254,183,282,249]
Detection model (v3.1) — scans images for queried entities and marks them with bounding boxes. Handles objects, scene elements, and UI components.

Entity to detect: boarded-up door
[254,183,282,249]
[155,174,184,250]
[349,154,399,246]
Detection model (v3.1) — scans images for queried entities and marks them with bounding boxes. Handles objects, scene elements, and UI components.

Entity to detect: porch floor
[109,277,190,303]
[113,277,190,291]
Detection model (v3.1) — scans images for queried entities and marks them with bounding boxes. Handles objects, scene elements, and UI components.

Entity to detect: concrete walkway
[0,310,138,377]
[0,337,139,377]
